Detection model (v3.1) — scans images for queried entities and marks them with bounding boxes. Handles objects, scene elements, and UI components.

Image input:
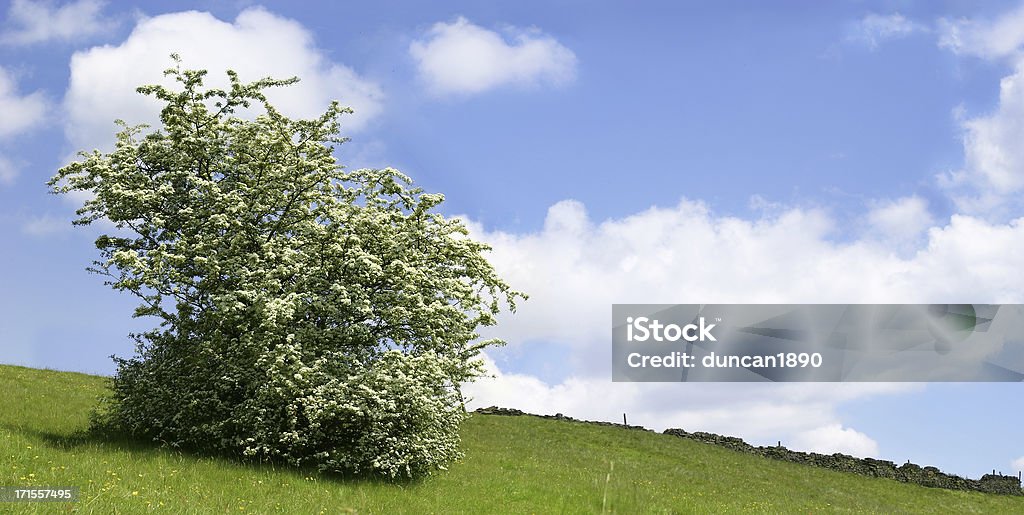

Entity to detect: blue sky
[2,0,1024,479]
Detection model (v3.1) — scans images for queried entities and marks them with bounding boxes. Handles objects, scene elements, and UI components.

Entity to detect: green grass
[1,364,1022,514]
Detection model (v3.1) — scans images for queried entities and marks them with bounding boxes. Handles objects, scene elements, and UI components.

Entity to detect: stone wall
[663,428,1022,496]
[473,406,1022,496]
[474,406,651,431]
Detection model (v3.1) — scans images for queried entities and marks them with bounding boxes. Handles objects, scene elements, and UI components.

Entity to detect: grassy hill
[2,364,1023,514]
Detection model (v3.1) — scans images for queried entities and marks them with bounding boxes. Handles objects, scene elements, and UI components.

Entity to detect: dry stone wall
[663,428,1022,496]
[474,406,1022,496]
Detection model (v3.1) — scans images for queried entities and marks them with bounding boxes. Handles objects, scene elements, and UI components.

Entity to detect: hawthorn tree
[49,57,524,478]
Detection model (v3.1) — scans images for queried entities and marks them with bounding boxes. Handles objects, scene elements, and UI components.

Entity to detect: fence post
[623,413,627,426]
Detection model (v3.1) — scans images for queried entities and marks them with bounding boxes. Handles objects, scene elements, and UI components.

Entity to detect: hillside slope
[2,364,1022,513]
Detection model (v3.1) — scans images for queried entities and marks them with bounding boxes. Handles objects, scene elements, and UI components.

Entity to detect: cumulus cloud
[791,424,880,457]
[938,5,1024,60]
[939,17,1024,216]
[464,355,906,456]
[64,8,383,155]
[460,197,1024,456]
[0,67,47,187]
[942,75,1024,212]
[865,196,934,249]
[849,13,924,49]
[0,66,48,138]
[467,199,1024,355]
[1014,456,1024,471]
[1,0,114,45]
[409,16,577,95]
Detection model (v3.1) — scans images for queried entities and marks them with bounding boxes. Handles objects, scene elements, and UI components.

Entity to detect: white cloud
[0,155,17,184]
[940,59,1024,215]
[791,424,879,457]
[466,199,1024,357]
[0,68,45,187]
[409,16,577,95]
[464,355,907,456]
[64,8,383,155]
[934,6,1024,215]
[0,66,47,138]
[865,196,934,248]
[1013,456,1024,471]
[849,13,923,49]
[938,6,1024,60]
[1,0,113,45]
[21,214,71,236]
[459,197,1024,457]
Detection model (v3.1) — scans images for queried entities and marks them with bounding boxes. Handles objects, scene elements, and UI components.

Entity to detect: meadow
[2,363,1023,513]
